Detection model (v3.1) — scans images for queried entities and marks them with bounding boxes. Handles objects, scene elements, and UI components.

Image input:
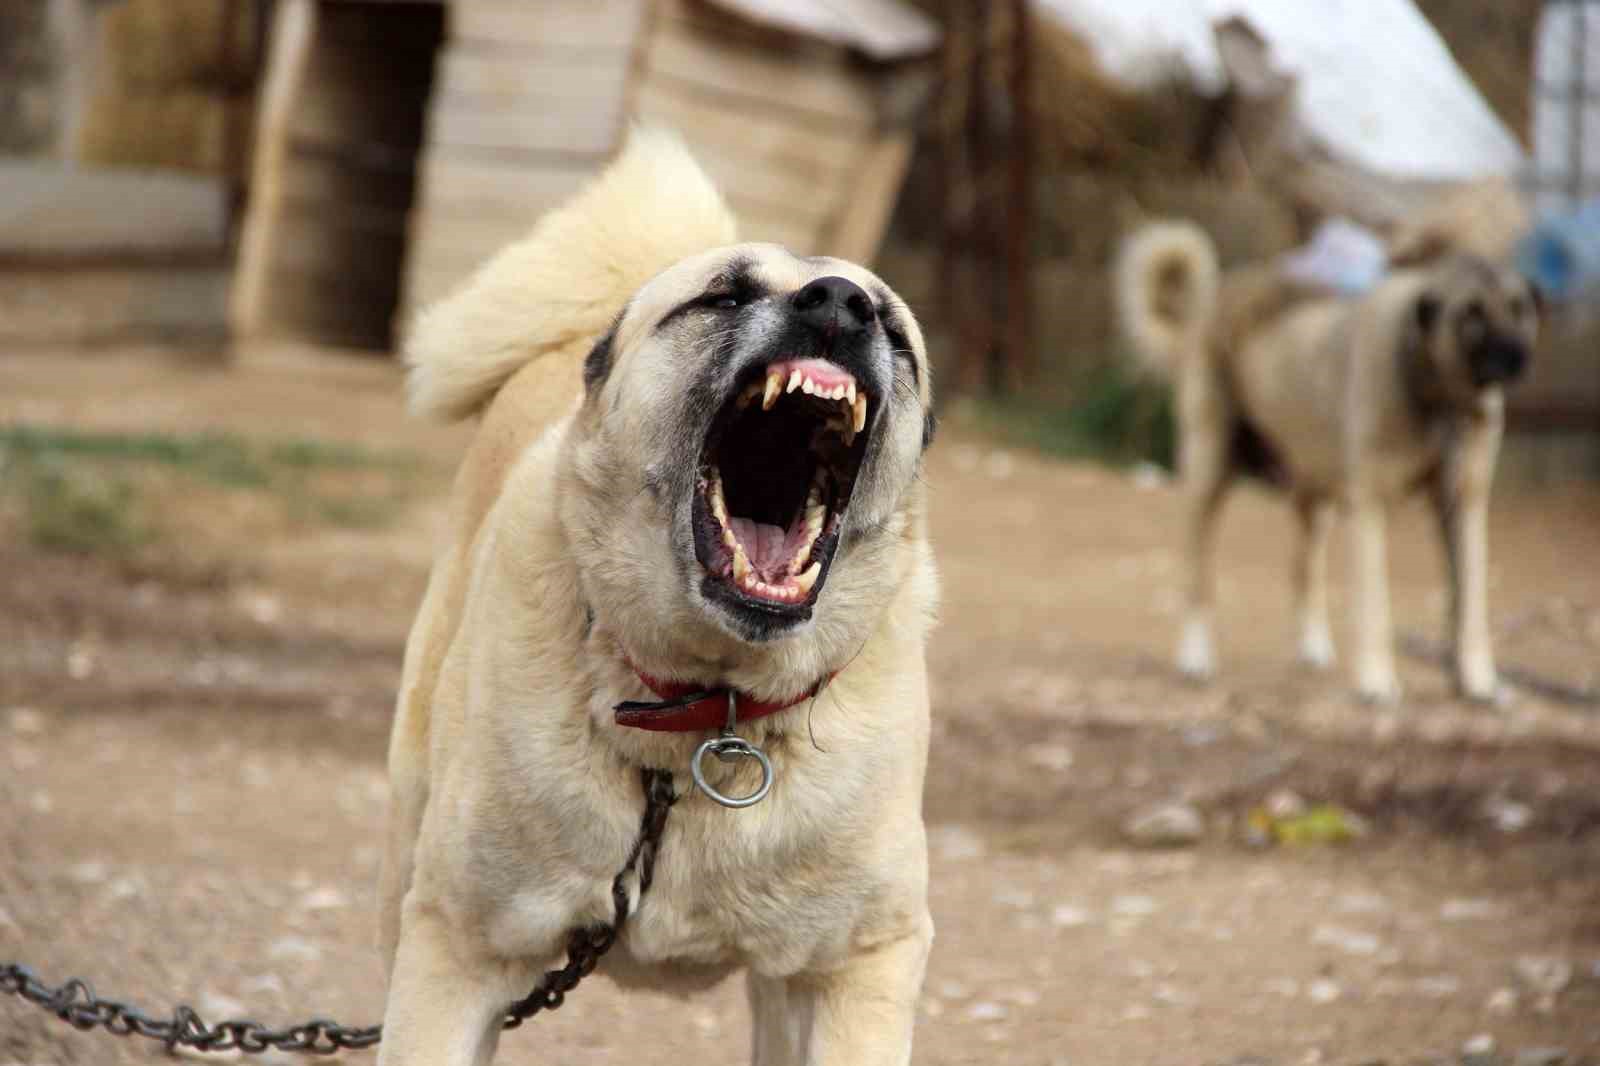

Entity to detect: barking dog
[377,129,939,1066]
[1118,222,1539,703]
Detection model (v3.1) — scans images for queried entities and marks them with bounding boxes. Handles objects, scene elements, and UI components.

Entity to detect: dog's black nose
[792,276,875,336]
[1471,336,1529,386]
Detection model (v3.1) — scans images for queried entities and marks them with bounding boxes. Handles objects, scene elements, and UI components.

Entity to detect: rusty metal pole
[1002,0,1033,394]
[963,0,995,394]
[936,0,963,360]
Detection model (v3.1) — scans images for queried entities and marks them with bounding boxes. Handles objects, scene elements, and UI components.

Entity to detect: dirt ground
[3,345,1599,1066]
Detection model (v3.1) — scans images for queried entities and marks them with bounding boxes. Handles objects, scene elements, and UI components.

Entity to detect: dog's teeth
[732,544,751,584]
[763,370,783,410]
[851,394,868,433]
[801,378,817,396]
[793,561,822,595]
[786,369,802,394]
[846,381,857,406]
[805,502,825,533]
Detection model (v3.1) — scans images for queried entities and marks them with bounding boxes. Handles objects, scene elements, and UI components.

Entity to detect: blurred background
[3,2,1599,1064]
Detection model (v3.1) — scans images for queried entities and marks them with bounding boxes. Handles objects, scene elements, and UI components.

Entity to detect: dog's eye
[703,293,743,311]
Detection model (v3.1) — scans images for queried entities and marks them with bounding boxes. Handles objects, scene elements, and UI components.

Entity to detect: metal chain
[1,768,676,1055]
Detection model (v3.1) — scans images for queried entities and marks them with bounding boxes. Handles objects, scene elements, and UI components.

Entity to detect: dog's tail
[404,126,738,422]
[1114,221,1221,381]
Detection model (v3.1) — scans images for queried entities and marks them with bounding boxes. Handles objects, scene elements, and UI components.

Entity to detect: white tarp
[1035,0,1526,182]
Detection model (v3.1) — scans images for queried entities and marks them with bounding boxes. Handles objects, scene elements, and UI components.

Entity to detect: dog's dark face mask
[1415,259,1542,401]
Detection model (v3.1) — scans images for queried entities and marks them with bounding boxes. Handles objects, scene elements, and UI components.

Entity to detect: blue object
[1516,199,1600,300]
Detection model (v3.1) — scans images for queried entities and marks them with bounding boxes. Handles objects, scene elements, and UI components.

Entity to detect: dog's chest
[617,808,872,976]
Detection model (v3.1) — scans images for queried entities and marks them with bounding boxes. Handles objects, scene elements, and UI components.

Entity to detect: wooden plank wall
[401,0,915,323]
[248,0,444,351]
[401,0,642,313]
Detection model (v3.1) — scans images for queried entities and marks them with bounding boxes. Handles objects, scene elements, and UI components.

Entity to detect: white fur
[1114,220,1221,380]
[404,126,738,422]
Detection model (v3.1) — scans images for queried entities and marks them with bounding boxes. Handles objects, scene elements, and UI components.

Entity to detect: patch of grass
[0,424,426,557]
[0,425,415,485]
[17,460,151,557]
[972,363,1175,469]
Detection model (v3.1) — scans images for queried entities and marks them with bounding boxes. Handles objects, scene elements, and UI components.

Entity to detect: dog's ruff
[377,127,939,1066]
[1119,221,1538,704]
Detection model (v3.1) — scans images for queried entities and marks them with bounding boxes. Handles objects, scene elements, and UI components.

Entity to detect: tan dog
[377,129,939,1066]
[1118,222,1539,703]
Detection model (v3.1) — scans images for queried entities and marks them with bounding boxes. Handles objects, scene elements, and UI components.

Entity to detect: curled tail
[404,126,738,421]
[1114,221,1221,381]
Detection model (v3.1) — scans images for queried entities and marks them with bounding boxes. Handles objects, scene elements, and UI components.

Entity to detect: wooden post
[962,0,995,394]
[1002,0,1033,393]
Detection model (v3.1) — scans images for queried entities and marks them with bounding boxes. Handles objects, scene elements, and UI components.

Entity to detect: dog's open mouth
[692,357,873,612]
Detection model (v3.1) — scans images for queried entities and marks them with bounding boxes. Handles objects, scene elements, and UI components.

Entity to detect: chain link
[2,768,676,1055]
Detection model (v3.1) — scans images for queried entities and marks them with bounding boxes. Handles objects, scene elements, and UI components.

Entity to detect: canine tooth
[846,381,857,405]
[794,561,822,594]
[763,371,783,410]
[805,502,825,532]
[786,369,802,394]
[851,394,868,433]
[732,545,751,584]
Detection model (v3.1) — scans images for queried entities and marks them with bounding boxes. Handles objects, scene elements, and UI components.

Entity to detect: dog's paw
[1297,624,1336,671]
[1354,670,1402,706]
[1459,676,1513,709]
[1176,619,1216,682]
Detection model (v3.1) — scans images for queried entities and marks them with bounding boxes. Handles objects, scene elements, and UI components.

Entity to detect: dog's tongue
[729,516,806,579]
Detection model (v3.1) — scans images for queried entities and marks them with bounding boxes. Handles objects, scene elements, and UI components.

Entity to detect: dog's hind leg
[1292,495,1336,670]
[1176,410,1233,681]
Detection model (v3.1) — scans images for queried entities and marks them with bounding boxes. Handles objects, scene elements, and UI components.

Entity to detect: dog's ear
[583,316,622,391]
[1415,291,1442,334]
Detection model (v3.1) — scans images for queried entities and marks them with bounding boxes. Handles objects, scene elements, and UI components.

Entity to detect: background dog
[377,129,939,1066]
[1118,222,1539,703]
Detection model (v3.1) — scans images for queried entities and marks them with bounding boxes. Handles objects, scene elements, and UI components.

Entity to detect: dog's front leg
[1349,495,1401,703]
[750,918,932,1066]
[378,897,519,1066]
[1432,424,1502,703]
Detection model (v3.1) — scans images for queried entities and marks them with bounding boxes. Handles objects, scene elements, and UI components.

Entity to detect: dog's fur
[378,129,939,1066]
[1118,221,1539,703]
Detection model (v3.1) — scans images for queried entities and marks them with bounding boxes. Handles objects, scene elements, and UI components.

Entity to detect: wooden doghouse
[234,0,939,353]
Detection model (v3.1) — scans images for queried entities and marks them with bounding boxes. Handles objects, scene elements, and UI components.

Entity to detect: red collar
[614,664,832,733]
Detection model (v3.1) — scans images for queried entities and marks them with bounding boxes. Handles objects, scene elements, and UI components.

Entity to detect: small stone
[1513,1050,1567,1066]
[692,1008,719,1035]
[1513,955,1572,998]
[1122,802,1205,848]
[1416,975,1461,998]
[1311,924,1381,956]
[200,992,248,1020]
[1130,462,1167,490]
[1265,789,1308,819]
[1484,797,1533,833]
[1051,904,1092,928]
[966,1001,1007,1022]
[297,886,347,911]
[1306,978,1342,1004]
[1027,744,1075,772]
[936,980,969,1000]
[7,707,45,735]
[1485,987,1518,1015]
[1441,899,1502,922]
[1462,1034,1496,1057]
[67,860,108,885]
[1111,895,1159,918]
[267,936,321,963]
